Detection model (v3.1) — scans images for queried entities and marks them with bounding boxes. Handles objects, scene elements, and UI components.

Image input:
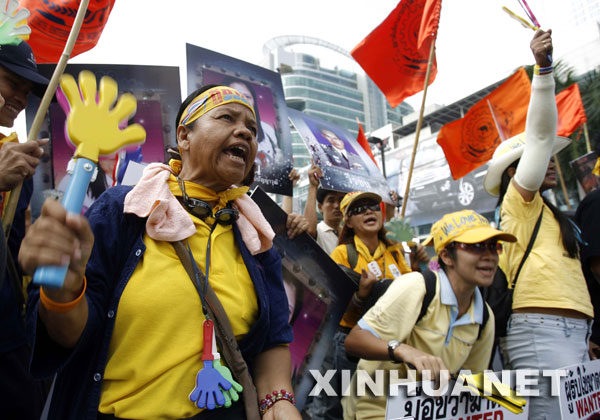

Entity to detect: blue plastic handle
[33,158,96,288]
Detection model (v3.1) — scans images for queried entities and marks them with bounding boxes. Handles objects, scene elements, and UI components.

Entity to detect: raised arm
[302,163,322,239]
[512,29,557,202]
[281,168,300,214]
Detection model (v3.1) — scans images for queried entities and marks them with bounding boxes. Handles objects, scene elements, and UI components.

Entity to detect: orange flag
[351,0,442,107]
[22,0,115,63]
[437,67,531,180]
[356,120,377,165]
[556,83,587,137]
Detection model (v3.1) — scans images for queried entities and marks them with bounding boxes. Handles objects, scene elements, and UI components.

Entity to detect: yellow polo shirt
[342,270,494,420]
[98,215,258,419]
[330,237,412,328]
[499,182,593,317]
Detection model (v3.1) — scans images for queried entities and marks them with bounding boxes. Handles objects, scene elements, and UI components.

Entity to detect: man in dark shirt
[575,143,600,360]
[0,40,49,420]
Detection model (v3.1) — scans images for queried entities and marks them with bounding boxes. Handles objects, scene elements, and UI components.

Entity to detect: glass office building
[262,36,414,168]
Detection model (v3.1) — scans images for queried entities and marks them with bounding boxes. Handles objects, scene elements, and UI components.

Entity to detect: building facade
[261,36,413,168]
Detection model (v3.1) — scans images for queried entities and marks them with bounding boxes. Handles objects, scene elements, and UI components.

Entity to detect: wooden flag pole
[2,0,90,238]
[554,153,572,211]
[583,122,592,153]
[400,39,436,218]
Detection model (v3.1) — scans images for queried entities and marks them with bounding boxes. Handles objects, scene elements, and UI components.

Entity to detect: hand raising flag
[351,0,442,107]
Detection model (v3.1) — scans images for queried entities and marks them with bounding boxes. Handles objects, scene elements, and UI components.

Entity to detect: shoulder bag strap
[511,208,544,288]
[172,241,260,420]
[346,243,358,270]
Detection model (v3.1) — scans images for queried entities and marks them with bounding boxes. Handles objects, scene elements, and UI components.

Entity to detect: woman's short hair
[437,245,457,271]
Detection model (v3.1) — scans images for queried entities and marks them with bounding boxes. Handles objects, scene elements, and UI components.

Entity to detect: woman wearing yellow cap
[342,209,515,420]
[322,191,425,419]
[484,30,594,419]
[19,85,301,420]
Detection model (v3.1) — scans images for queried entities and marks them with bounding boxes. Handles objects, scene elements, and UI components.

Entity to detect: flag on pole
[556,83,587,137]
[437,67,531,179]
[21,0,115,63]
[356,119,377,165]
[351,0,442,107]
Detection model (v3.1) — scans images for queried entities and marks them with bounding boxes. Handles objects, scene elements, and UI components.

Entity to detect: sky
[14,0,594,138]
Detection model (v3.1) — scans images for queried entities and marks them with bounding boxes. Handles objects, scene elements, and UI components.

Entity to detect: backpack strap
[416,270,437,323]
[510,207,543,288]
[419,270,490,341]
[478,303,490,341]
[346,243,358,271]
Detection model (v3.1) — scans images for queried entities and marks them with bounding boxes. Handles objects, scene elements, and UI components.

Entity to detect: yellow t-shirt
[342,271,494,420]
[330,237,412,329]
[98,215,259,419]
[499,182,593,317]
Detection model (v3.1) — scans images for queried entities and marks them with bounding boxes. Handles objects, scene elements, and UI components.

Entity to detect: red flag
[22,0,115,63]
[356,120,377,165]
[437,67,531,179]
[556,83,587,137]
[351,0,442,107]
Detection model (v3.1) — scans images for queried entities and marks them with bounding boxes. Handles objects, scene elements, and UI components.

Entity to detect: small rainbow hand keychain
[33,71,146,288]
[0,0,31,45]
[210,323,243,408]
[189,319,235,410]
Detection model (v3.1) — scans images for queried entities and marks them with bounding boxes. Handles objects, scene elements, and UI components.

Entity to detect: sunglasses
[347,203,381,217]
[449,241,503,254]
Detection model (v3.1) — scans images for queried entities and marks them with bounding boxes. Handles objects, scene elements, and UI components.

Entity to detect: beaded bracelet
[40,276,87,313]
[259,389,296,415]
[533,64,553,75]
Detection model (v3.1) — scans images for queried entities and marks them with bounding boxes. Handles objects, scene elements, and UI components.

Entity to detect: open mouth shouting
[223,143,249,165]
[362,213,379,226]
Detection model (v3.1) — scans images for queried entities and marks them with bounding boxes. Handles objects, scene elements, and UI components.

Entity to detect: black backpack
[340,243,490,339]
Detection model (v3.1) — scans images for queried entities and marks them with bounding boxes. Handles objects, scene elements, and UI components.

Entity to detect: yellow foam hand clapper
[34,71,146,288]
[60,70,146,162]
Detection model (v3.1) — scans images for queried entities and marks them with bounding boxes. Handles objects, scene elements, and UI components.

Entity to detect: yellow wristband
[40,276,87,313]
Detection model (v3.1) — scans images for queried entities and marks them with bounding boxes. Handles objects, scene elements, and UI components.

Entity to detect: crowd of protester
[1,28,599,420]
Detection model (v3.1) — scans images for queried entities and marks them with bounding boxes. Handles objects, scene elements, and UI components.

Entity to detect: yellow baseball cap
[423,209,517,255]
[340,191,381,216]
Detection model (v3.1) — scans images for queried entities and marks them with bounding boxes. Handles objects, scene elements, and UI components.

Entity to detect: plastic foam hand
[33,71,146,289]
[385,217,416,244]
[0,0,30,45]
[209,320,242,408]
[214,358,242,408]
[188,320,232,410]
[59,70,146,163]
